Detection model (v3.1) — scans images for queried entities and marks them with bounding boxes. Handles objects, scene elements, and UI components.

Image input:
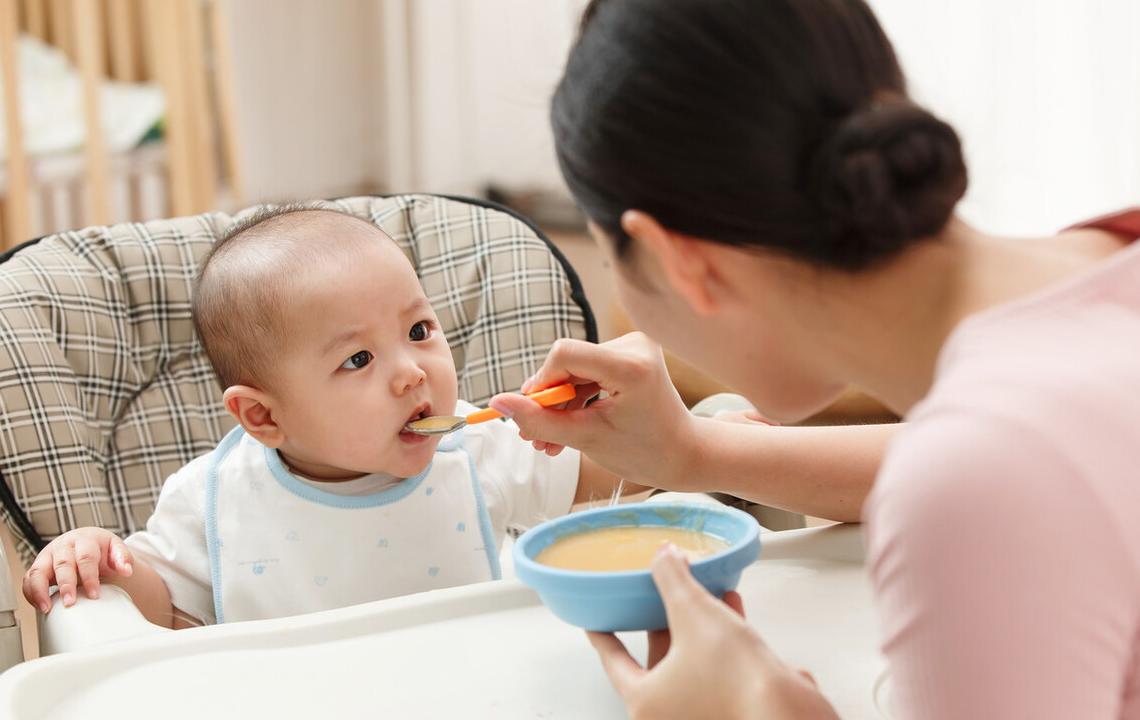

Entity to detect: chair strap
[0,470,45,551]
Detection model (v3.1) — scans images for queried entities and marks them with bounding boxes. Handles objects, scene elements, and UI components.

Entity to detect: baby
[22,206,635,627]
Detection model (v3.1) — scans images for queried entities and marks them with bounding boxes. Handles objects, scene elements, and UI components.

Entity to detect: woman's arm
[678,419,892,523]
[491,333,891,523]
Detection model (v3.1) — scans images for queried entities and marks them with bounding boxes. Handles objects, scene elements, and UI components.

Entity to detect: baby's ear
[223,386,284,448]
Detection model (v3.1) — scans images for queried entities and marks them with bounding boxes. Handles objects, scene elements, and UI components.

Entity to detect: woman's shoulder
[1067,206,1140,238]
[869,386,1140,569]
[892,325,1140,499]
[924,241,1140,451]
[866,401,1140,720]
[873,405,1068,519]
[866,401,1140,613]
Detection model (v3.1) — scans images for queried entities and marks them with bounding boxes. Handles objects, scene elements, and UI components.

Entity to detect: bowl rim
[513,501,761,581]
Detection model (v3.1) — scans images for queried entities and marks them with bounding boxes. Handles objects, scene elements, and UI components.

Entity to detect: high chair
[0,193,597,664]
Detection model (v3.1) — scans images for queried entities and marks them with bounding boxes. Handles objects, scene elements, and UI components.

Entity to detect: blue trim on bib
[204,425,246,625]
[205,425,492,624]
[263,445,434,509]
[460,430,502,580]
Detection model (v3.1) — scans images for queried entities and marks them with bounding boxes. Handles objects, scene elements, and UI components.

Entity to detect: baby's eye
[409,321,431,342]
[340,350,373,370]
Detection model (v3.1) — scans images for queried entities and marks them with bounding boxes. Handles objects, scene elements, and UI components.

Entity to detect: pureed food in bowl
[514,502,761,631]
[535,526,730,571]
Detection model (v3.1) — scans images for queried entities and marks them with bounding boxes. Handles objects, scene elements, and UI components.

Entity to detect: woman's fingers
[73,534,103,599]
[723,590,746,618]
[51,544,79,607]
[646,628,671,669]
[565,382,601,411]
[524,334,658,395]
[489,393,592,448]
[493,374,614,451]
[505,333,690,488]
[586,631,645,700]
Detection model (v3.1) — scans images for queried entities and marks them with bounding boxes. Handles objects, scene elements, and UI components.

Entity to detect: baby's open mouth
[404,404,432,428]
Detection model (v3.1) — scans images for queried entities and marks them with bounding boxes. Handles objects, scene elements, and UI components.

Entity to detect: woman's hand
[488,332,698,490]
[588,544,839,720]
[22,527,134,613]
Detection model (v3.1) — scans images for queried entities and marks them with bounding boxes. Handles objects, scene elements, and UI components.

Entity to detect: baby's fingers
[51,544,78,608]
[22,553,55,614]
[108,535,133,576]
[73,535,103,599]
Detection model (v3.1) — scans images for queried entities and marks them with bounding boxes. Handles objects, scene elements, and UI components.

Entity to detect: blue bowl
[513,502,761,631]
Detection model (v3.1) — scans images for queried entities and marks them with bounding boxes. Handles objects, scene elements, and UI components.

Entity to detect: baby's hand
[711,409,775,426]
[22,527,134,614]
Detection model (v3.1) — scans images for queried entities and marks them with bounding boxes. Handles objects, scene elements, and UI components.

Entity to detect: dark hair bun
[810,102,968,269]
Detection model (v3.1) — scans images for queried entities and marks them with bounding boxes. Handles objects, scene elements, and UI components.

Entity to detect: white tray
[0,524,885,719]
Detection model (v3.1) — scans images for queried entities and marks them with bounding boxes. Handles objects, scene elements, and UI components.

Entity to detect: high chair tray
[0,524,885,719]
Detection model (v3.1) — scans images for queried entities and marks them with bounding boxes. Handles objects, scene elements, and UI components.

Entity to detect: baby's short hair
[193,203,384,390]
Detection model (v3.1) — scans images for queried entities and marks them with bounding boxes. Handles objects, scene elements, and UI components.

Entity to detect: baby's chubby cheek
[387,436,441,475]
[390,455,431,480]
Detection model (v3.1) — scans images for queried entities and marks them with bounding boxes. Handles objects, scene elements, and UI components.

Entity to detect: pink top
[865,209,1140,719]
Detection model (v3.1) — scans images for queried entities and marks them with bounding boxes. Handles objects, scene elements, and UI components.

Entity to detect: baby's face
[269,238,457,480]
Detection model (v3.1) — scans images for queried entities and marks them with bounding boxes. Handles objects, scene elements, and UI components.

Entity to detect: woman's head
[554,0,967,273]
[552,0,968,419]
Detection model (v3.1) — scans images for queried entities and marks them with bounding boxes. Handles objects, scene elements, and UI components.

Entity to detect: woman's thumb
[650,544,717,629]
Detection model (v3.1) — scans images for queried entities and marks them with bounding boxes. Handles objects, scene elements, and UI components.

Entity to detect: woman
[488,0,1140,717]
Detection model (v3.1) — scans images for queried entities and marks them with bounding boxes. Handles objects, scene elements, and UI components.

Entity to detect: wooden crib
[0,0,242,249]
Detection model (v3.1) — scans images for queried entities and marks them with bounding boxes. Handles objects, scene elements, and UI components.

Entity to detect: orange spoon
[402,383,577,436]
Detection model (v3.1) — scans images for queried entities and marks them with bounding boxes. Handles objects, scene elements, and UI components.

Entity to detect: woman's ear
[621,210,721,316]
[223,385,285,448]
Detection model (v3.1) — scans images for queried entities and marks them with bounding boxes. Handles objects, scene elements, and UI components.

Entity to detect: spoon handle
[465,383,577,425]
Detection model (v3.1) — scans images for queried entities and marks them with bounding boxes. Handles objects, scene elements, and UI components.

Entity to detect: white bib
[204,428,500,623]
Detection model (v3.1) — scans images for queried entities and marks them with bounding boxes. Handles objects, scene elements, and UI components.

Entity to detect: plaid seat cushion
[0,194,595,564]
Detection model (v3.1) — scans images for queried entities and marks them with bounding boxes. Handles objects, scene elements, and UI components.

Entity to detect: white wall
[379,0,585,195]
[223,0,585,202]
[221,0,381,204]
[870,0,1140,233]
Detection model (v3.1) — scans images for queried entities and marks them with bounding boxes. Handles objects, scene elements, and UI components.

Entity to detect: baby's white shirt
[125,401,579,624]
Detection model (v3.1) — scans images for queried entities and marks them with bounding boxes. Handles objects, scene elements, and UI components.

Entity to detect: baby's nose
[392,365,427,395]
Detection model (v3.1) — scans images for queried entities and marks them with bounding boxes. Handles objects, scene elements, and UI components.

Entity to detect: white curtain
[383,0,1140,232]
[871,0,1140,233]
[378,0,587,195]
